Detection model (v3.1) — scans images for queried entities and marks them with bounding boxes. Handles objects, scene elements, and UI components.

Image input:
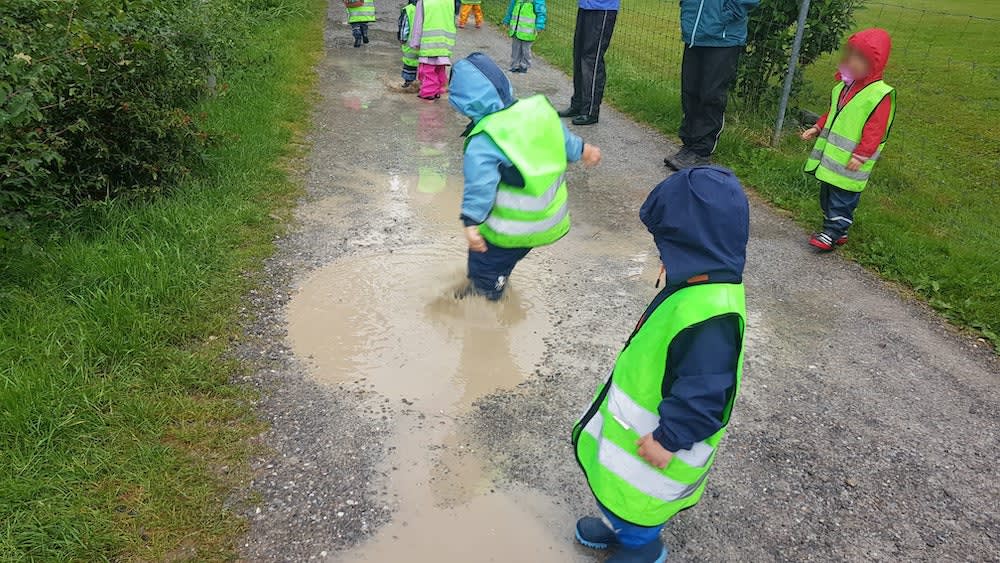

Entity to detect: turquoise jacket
[502,0,546,31]
[680,0,759,47]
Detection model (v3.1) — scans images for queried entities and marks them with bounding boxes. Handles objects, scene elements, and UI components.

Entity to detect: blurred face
[839,45,871,81]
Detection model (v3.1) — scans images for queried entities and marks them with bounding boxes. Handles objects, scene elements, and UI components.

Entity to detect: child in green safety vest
[573,166,749,563]
[502,0,546,73]
[344,0,376,48]
[801,28,895,251]
[448,52,601,300]
[398,0,420,91]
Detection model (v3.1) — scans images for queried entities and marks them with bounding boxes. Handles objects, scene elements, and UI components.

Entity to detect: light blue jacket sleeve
[462,124,585,225]
[462,134,507,225]
[535,0,546,30]
[502,0,515,25]
[563,123,584,162]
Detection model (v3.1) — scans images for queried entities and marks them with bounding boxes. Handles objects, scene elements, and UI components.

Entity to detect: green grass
[0,0,325,558]
[487,0,1000,347]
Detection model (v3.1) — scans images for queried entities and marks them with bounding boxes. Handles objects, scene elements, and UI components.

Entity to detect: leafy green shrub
[0,0,264,246]
[737,0,861,111]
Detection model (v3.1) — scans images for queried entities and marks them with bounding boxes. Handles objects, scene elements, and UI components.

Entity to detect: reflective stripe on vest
[466,95,570,249]
[574,283,746,526]
[419,0,457,57]
[804,80,896,192]
[347,0,376,23]
[509,0,537,41]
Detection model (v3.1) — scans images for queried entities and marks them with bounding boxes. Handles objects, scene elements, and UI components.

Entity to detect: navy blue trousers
[819,181,862,239]
[467,243,531,300]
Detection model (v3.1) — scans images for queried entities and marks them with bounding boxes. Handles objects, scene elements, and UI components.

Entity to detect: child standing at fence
[408,0,457,99]
[398,0,420,91]
[503,0,545,73]
[801,28,895,251]
[344,0,376,48]
[458,0,484,29]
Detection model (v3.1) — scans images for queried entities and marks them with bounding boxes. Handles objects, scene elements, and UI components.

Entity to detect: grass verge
[485,0,999,348]
[0,0,325,558]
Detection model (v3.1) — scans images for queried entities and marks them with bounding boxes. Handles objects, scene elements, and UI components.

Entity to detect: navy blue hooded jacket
[636,166,749,452]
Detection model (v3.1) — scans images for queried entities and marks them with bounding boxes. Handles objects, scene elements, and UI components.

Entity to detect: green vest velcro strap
[581,412,709,503]
[484,201,568,236]
[494,173,564,212]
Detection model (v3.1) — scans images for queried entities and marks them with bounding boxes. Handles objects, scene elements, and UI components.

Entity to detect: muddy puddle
[288,235,584,561]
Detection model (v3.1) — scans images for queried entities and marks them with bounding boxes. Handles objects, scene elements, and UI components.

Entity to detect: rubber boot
[575,517,620,550]
[607,539,669,563]
[352,27,363,48]
[361,24,370,44]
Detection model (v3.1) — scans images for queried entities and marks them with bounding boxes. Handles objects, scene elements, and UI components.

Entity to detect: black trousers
[569,8,617,117]
[679,45,742,156]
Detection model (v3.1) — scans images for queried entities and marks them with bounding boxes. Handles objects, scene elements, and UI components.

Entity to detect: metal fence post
[771,0,812,146]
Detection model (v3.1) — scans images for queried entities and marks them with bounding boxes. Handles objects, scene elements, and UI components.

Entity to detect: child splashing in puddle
[448,53,601,300]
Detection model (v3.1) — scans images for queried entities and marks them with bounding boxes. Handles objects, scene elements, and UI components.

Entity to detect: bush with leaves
[0,0,270,248]
[736,0,862,112]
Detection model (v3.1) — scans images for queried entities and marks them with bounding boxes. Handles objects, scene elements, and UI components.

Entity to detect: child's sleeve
[562,123,584,163]
[502,0,515,25]
[814,112,828,130]
[408,0,424,49]
[461,135,506,226]
[535,0,546,30]
[853,95,892,160]
[652,315,741,453]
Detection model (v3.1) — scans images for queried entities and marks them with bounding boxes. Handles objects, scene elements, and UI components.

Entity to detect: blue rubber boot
[575,516,620,549]
[607,539,669,563]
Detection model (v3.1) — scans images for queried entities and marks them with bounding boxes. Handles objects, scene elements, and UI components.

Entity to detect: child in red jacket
[801,28,895,251]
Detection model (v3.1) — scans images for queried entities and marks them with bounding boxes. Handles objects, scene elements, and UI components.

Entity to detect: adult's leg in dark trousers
[575,10,617,117]
[685,46,742,156]
[569,8,586,110]
[821,184,862,239]
[679,46,704,150]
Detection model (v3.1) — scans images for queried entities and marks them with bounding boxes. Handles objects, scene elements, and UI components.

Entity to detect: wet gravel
[234,2,1000,561]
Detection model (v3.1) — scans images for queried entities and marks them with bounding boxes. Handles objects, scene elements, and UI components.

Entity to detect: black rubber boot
[352,27,363,48]
[361,25,370,44]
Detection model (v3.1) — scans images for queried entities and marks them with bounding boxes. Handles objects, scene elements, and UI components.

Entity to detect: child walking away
[398,0,420,90]
[573,167,749,563]
[458,0,484,29]
[409,0,457,99]
[345,0,376,48]
[503,0,546,73]
[801,28,895,251]
[448,53,601,300]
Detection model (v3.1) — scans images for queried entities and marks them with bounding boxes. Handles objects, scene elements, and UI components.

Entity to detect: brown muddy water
[286,171,591,561]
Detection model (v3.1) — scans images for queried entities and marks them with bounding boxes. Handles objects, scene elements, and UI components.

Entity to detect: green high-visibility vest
[418,0,457,58]
[466,95,570,249]
[401,4,419,68]
[805,80,896,192]
[509,0,537,41]
[347,0,376,23]
[461,0,482,4]
[573,283,746,527]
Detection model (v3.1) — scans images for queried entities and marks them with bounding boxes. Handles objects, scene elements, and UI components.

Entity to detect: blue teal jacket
[502,0,546,30]
[449,53,583,225]
[680,0,759,47]
[638,167,749,452]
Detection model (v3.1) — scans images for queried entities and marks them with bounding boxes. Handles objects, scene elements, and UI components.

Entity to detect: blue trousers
[599,503,665,549]
[819,181,862,239]
[466,243,531,300]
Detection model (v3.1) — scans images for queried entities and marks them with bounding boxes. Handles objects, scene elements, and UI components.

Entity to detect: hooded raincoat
[814,28,894,160]
[449,53,584,226]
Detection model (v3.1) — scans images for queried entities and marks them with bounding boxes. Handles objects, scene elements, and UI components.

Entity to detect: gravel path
[235,2,1000,561]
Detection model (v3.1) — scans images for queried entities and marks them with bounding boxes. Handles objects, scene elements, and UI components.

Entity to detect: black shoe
[558,106,581,118]
[665,146,711,170]
[362,33,370,44]
[572,114,599,126]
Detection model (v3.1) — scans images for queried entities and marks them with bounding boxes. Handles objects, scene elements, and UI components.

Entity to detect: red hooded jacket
[814,28,893,161]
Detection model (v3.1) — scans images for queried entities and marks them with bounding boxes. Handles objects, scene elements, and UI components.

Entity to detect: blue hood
[639,166,749,286]
[449,52,515,123]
